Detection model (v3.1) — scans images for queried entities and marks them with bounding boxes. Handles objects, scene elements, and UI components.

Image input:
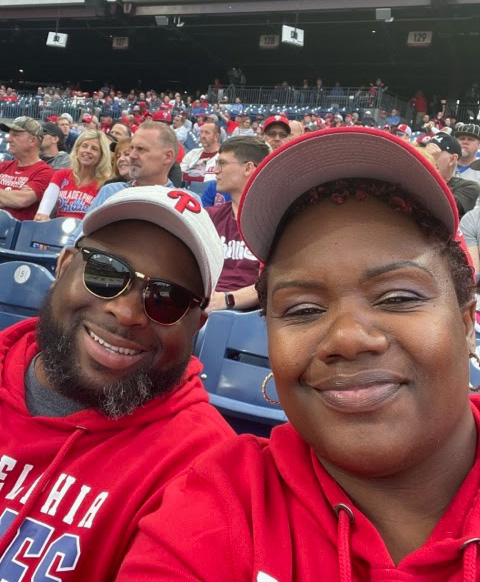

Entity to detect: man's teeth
[88,330,142,356]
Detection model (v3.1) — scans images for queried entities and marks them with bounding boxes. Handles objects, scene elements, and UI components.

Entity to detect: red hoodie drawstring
[461,538,480,582]
[0,427,86,557]
[335,503,355,582]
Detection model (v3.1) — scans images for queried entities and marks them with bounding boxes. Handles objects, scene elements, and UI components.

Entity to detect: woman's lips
[311,371,406,413]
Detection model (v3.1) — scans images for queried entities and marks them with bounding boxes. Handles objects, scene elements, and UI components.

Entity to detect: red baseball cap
[263,115,290,133]
[82,114,93,123]
[238,127,459,263]
[152,110,172,123]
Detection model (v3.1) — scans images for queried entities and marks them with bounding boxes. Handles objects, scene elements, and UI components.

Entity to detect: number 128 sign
[407,31,432,47]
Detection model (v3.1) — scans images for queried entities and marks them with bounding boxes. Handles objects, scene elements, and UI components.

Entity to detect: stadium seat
[0,217,79,274]
[194,309,286,436]
[0,261,54,330]
[0,210,20,249]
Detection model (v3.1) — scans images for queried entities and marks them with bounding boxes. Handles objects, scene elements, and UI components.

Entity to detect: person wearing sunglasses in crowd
[0,186,233,580]
[261,114,291,150]
[117,128,480,581]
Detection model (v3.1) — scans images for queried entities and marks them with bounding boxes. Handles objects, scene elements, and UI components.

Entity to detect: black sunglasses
[76,246,208,325]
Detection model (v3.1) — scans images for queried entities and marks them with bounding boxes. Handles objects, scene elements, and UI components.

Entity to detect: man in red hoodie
[117,129,480,581]
[0,185,233,580]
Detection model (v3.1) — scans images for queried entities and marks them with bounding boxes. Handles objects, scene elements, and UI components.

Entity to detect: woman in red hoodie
[117,127,480,581]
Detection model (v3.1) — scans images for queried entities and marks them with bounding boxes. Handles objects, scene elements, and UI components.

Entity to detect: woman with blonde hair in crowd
[104,137,132,185]
[35,129,111,220]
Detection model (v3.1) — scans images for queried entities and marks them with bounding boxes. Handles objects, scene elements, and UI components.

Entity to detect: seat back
[14,218,80,253]
[0,261,55,330]
[195,310,286,430]
[0,210,20,249]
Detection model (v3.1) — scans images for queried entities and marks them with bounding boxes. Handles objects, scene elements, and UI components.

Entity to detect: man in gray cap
[56,113,79,153]
[40,122,71,170]
[0,116,54,220]
[455,123,480,187]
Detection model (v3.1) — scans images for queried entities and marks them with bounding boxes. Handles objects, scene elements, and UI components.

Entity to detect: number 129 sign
[407,31,433,47]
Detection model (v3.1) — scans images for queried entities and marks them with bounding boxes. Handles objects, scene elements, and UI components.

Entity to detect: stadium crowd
[3,77,480,581]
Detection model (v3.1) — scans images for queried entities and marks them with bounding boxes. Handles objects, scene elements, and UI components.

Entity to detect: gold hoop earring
[469,352,480,392]
[261,372,280,406]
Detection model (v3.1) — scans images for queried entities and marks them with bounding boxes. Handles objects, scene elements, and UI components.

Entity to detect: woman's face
[77,138,102,169]
[115,144,131,179]
[266,197,475,477]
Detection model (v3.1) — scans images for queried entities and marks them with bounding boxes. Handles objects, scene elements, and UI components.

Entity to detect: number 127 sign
[407,31,432,47]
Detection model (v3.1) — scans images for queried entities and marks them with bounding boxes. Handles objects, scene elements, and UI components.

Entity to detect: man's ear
[244,161,256,179]
[55,247,77,281]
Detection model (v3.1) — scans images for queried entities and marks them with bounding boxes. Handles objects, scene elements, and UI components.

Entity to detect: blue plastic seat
[0,217,79,274]
[0,210,20,249]
[194,309,286,435]
[0,261,55,330]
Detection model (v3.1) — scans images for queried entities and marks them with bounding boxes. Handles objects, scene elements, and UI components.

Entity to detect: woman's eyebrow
[360,260,434,282]
[271,280,327,295]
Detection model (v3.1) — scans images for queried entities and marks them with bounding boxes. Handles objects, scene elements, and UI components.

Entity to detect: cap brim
[238,127,458,262]
[471,159,480,171]
[0,123,15,133]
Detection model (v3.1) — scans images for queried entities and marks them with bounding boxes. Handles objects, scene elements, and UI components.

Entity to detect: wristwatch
[224,292,235,309]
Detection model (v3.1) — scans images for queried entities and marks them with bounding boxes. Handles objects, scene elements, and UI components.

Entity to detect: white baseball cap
[82,186,224,299]
[238,127,459,263]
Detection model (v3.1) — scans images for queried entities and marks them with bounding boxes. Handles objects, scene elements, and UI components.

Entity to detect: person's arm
[460,209,480,272]
[0,188,37,209]
[206,285,259,313]
[35,181,61,219]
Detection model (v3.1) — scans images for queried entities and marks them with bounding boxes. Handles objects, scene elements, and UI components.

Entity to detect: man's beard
[36,293,189,419]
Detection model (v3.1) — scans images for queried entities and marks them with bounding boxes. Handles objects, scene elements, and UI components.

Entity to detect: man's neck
[41,146,59,158]
[459,155,477,167]
[203,146,218,154]
[136,175,169,187]
[16,152,41,167]
[230,191,241,219]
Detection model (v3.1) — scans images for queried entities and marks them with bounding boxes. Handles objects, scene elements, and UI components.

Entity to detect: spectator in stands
[330,81,344,97]
[173,114,188,145]
[192,114,206,136]
[387,109,401,126]
[232,115,255,137]
[0,116,53,220]
[460,205,480,272]
[218,109,239,135]
[206,137,270,311]
[40,122,71,169]
[65,120,182,247]
[302,113,318,131]
[82,114,100,130]
[288,120,304,140]
[262,115,291,151]
[362,110,376,127]
[117,128,480,582]
[56,113,79,153]
[455,124,480,187]
[0,186,232,580]
[104,137,132,185]
[35,130,111,221]
[109,121,131,142]
[425,133,480,216]
[394,124,412,142]
[181,122,220,185]
[410,90,428,129]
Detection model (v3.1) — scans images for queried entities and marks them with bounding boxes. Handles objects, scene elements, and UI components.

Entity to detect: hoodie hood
[270,400,480,581]
[0,318,211,432]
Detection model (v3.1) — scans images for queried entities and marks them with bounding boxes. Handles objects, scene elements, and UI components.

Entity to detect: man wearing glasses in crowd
[206,136,270,312]
[0,186,233,580]
[261,114,291,150]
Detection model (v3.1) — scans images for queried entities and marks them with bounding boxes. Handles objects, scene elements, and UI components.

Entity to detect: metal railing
[208,85,409,116]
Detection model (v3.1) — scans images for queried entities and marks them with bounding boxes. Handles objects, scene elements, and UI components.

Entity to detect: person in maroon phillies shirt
[0,116,53,220]
[206,136,271,312]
